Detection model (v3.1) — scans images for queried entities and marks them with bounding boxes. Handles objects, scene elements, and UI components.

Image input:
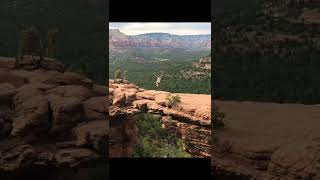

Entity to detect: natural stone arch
[109,80,211,157]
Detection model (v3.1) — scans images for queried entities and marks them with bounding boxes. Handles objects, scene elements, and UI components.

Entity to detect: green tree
[18,26,39,58]
[133,113,191,158]
[47,28,59,58]
[123,70,128,80]
[114,69,122,79]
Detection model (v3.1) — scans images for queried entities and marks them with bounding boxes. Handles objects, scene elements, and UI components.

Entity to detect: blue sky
[109,23,211,35]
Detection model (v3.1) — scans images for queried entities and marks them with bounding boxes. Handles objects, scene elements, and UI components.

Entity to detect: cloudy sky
[109,23,211,35]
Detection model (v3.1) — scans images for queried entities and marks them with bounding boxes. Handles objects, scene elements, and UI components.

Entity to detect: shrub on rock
[165,94,181,108]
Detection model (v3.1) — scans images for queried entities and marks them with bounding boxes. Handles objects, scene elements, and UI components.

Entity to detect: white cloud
[109,23,211,35]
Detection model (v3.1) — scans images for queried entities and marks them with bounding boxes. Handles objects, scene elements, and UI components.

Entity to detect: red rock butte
[108,79,211,157]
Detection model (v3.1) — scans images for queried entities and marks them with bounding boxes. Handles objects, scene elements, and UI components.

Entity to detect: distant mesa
[109,29,211,53]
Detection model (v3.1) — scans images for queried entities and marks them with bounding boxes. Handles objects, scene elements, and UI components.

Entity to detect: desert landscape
[109,23,212,158]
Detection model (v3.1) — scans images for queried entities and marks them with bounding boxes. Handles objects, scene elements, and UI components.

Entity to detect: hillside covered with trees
[109,50,211,94]
[0,0,107,84]
[213,0,320,104]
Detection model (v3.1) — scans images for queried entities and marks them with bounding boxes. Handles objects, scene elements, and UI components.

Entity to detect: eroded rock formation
[109,79,211,157]
[0,56,107,176]
[213,101,320,180]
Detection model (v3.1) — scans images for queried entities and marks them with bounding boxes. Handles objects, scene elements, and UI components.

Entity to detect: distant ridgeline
[109,54,211,94]
[109,29,211,94]
[109,29,211,53]
[213,0,320,104]
[0,0,107,84]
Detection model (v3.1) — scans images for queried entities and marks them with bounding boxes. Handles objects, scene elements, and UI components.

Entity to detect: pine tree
[47,28,59,58]
[123,70,128,80]
[114,69,122,79]
[18,26,39,58]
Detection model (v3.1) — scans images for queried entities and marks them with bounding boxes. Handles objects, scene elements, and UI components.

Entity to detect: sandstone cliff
[109,79,211,157]
[213,101,320,180]
[0,56,107,177]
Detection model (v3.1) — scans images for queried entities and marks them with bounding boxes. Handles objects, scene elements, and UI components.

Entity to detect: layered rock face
[109,79,211,157]
[213,101,320,180]
[0,56,107,176]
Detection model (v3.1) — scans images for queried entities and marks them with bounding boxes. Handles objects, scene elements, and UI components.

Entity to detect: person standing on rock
[155,71,163,88]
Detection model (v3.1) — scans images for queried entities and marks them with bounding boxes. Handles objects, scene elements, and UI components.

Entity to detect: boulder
[55,148,99,167]
[40,58,65,72]
[72,120,108,154]
[11,95,50,136]
[0,57,108,172]
[0,70,28,87]
[83,97,107,121]
[112,89,125,106]
[14,84,44,106]
[46,85,94,101]
[109,88,114,94]
[14,56,65,72]
[0,83,16,103]
[43,72,93,88]
[124,89,137,104]
[48,96,84,133]
[0,144,37,171]
[132,99,153,111]
[92,84,107,96]
[14,55,41,70]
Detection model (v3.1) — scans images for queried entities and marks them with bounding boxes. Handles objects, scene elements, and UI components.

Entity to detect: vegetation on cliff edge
[133,113,191,158]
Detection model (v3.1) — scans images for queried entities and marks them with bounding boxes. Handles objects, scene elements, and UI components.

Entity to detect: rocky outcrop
[193,54,211,70]
[213,100,320,180]
[0,57,107,174]
[109,79,211,157]
[179,55,211,80]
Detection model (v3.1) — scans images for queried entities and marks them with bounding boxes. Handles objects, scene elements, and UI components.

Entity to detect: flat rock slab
[214,100,320,179]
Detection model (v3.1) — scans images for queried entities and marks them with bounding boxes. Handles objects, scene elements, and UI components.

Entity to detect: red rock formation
[213,100,320,179]
[0,56,107,173]
[109,79,211,157]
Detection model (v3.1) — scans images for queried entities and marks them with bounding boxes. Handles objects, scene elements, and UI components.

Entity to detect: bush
[165,94,181,108]
[114,69,122,79]
[47,28,59,58]
[18,26,40,57]
[123,70,128,80]
[133,113,191,158]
